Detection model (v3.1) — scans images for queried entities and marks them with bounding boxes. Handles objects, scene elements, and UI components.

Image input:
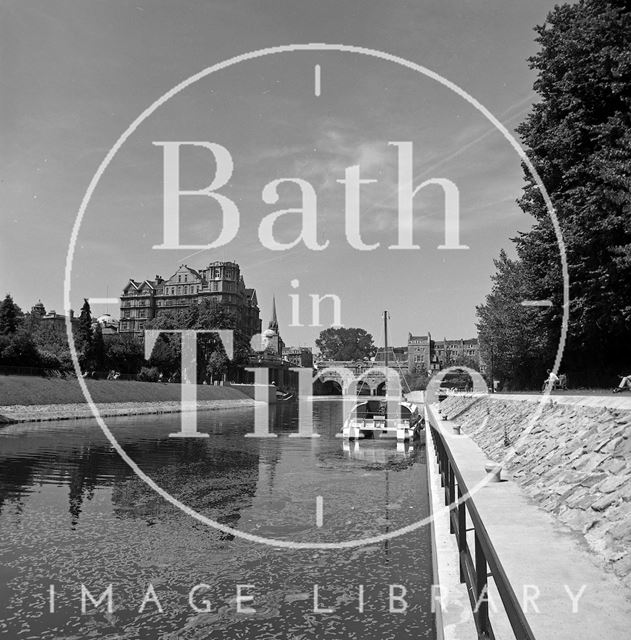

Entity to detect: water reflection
[0,401,434,639]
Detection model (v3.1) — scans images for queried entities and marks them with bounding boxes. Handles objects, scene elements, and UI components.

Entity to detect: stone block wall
[438,395,631,588]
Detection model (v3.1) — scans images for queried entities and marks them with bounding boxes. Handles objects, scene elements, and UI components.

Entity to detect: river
[0,399,434,639]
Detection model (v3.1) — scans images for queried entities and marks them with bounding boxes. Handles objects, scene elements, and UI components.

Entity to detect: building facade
[407,332,480,373]
[119,261,261,338]
[28,301,76,331]
[284,346,314,368]
[373,346,409,374]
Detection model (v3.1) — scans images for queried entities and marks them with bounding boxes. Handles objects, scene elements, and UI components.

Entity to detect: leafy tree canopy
[144,299,250,381]
[0,294,21,335]
[316,327,376,361]
[478,0,631,387]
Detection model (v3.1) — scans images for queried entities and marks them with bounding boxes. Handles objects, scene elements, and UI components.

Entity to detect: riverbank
[0,375,258,424]
[438,393,631,588]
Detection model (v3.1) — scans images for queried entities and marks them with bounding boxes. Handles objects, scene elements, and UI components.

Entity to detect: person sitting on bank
[542,369,559,392]
[614,374,631,393]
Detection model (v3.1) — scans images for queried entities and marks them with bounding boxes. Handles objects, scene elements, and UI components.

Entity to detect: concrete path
[427,404,631,640]
[451,391,631,411]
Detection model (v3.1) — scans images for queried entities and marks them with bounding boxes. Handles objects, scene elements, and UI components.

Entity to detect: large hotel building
[118,261,261,338]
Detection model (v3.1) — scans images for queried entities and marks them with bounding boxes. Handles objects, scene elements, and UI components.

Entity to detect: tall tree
[93,323,105,371]
[316,327,376,361]
[479,0,631,386]
[77,299,93,349]
[76,299,94,369]
[477,252,552,389]
[0,294,20,335]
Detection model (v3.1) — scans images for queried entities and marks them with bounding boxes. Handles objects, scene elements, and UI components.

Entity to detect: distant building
[248,296,299,391]
[284,346,314,368]
[260,296,284,358]
[118,261,261,339]
[28,301,76,331]
[93,313,119,336]
[373,346,409,374]
[407,332,480,373]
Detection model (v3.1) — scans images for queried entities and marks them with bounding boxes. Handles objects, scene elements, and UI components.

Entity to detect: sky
[1,0,567,348]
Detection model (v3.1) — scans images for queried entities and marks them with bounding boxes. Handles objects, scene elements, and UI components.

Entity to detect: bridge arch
[425,365,488,404]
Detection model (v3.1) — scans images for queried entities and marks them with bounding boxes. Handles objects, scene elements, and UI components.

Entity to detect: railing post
[458,487,466,584]
[439,444,445,487]
[475,532,490,637]
[447,467,455,531]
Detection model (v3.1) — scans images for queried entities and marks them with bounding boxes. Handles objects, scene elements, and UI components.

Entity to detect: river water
[0,399,434,639]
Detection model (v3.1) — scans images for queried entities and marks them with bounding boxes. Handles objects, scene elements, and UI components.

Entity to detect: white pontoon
[340,398,423,441]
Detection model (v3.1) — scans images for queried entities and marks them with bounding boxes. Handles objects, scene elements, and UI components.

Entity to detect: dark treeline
[477,0,631,389]
[0,294,243,383]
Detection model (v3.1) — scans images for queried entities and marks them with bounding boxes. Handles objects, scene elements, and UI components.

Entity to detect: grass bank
[0,375,249,406]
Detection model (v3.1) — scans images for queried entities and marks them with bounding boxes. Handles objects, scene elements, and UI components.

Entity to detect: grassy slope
[0,375,249,406]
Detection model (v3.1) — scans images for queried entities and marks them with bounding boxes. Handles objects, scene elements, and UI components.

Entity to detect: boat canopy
[349,400,419,420]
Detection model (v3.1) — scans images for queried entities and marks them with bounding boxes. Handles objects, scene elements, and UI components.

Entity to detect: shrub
[38,350,62,371]
[137,366,160,382]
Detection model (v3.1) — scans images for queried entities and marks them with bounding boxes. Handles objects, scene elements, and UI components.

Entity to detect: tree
[76,299,93,367]
[93,323,105,371]
[480,0,631,386]
[0,294,20,335]
[31,321,72,364]
[144,298,250,382]
[104,334,145,374]
[477,251,552,389]
[0,331,40,367]
[316,327,377,361]
[402,369,430,392]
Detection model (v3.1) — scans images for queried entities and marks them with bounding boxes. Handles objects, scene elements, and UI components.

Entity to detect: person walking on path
[542,369,559,392]
[614,374,631,393]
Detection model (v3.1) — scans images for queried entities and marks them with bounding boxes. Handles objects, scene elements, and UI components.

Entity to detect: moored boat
[339,398,424,442]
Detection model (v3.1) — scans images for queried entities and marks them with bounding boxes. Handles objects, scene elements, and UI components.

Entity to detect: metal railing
[428,407,536,640]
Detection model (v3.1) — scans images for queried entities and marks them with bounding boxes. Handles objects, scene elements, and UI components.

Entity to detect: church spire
[268,295,278,332]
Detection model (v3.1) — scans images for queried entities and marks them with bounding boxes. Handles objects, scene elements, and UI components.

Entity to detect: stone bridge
[313,361,406,396]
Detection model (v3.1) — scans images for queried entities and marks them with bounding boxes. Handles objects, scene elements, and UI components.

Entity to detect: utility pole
[384,310,389,370]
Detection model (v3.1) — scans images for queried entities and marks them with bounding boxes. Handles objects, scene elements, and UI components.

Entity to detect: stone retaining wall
[438,394,631,588]
[0,399,256,424]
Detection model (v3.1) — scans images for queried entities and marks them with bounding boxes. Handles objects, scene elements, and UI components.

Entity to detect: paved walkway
[453,391,631,411]
[427,403,631,640]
